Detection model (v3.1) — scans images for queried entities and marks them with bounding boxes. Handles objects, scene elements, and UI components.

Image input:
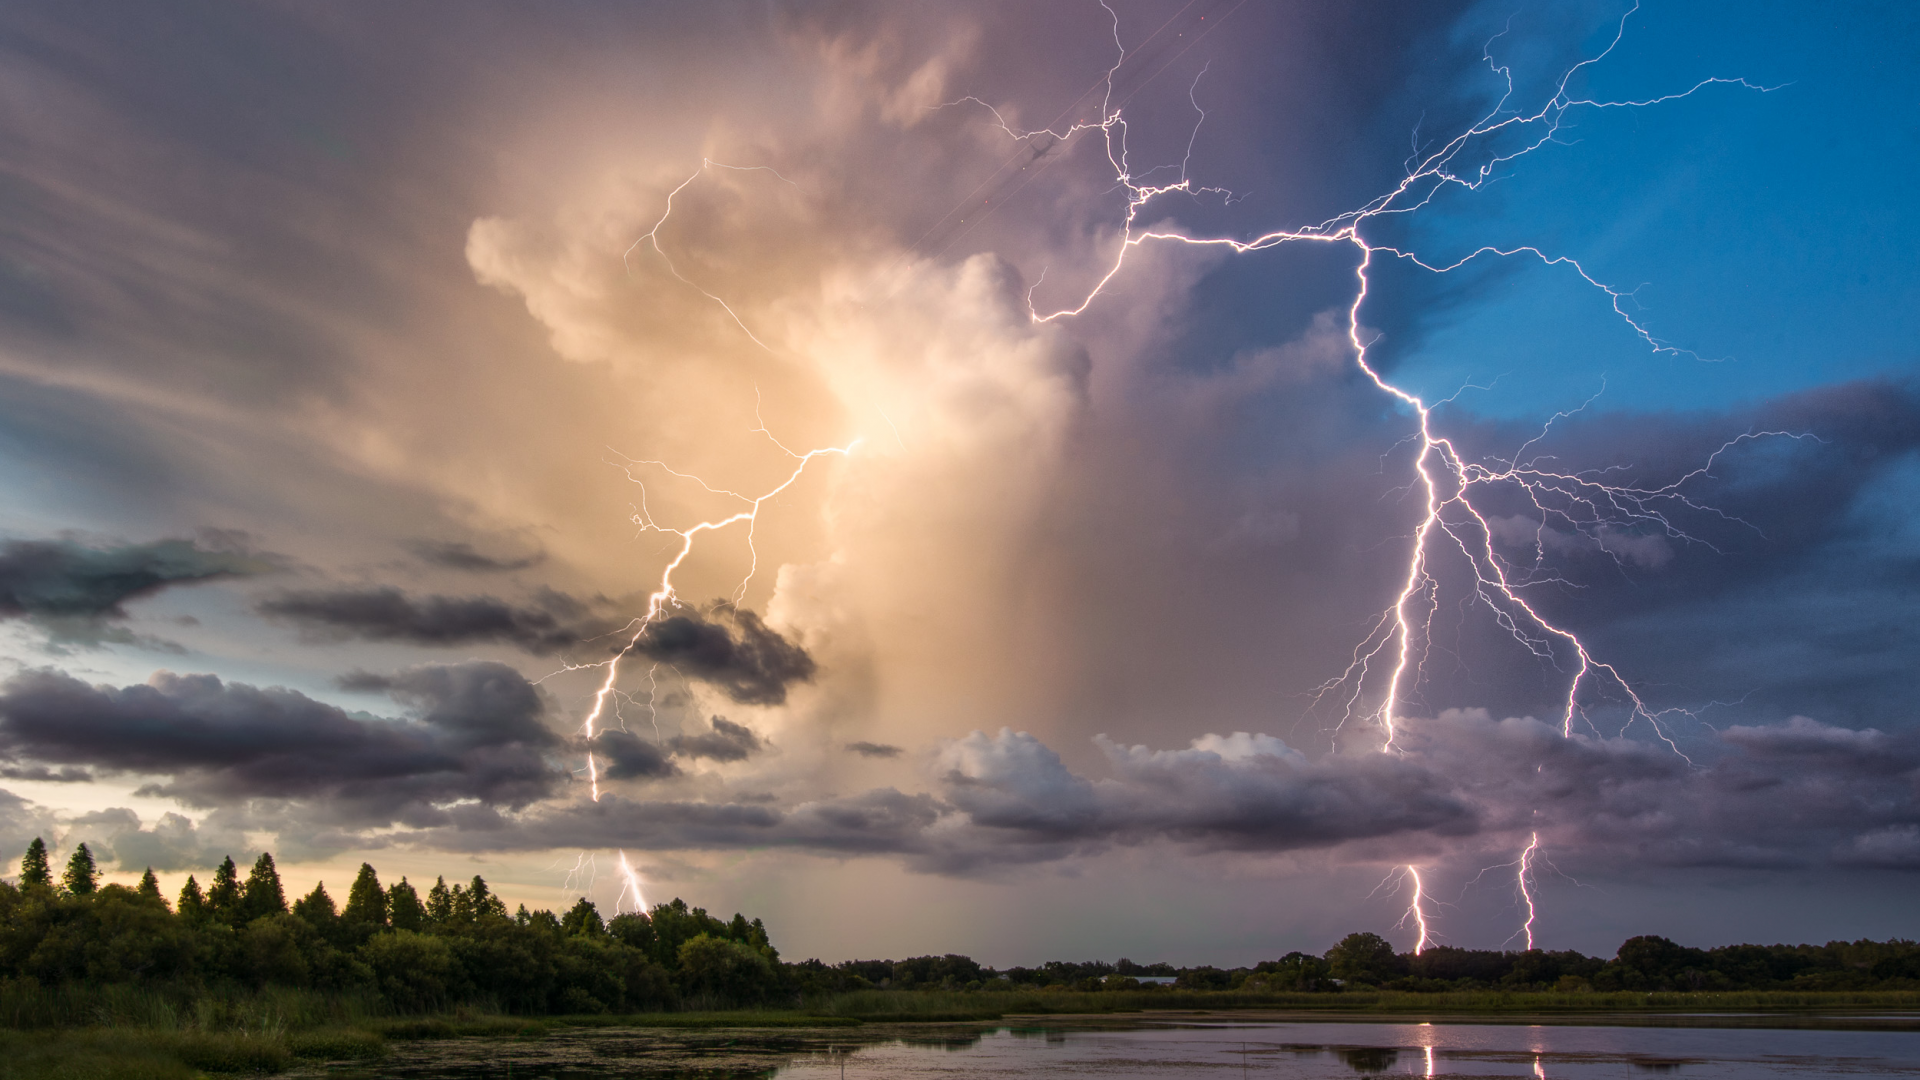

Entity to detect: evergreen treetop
[388,877,425,931]
[19,837,49,888]
[242,851,287,920]
[293,881,337,925]
[62,843,98,895]
[207,856,241,918]
[342,862,387,926]
[177,874,206,916]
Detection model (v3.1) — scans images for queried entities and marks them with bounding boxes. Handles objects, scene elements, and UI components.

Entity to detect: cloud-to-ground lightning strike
[545,171,856,913]
[960,1,1786,946]
[1516,832,1541,951]
[1374,865,1433,954]
[977,3,1779,746]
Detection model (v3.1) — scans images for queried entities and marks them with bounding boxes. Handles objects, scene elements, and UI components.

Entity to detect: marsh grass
[0,1029,291,1080]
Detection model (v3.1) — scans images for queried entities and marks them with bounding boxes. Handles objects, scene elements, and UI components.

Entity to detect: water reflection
[1334,1045,1398,1073]
[300,1013,1920,1079]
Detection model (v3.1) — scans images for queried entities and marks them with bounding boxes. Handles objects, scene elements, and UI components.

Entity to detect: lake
[308,1013,1920,1078]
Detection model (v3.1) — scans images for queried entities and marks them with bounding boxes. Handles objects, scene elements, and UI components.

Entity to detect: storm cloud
[257,587,599,654]
[367,710,1920,881]
[407,539,547,573]
[258,590,816,705]
[632,608,817,706]
[0,537,266,640]
[668,716,765,763]
[0,662,565,824]
[847,741,904,758]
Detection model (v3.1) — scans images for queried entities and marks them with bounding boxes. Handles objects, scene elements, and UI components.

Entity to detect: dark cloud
[406,539,546,573]
[0,537,267,641]
[634,607,817,706]
[0,662,564,824]
[258,587,595,654]
[937,728,1473,857]
[590,728,678,780]
[669,716,764,762]
[258,590,816,705]
[371,711,1920,880]
[847,741,903,758]
[0,765,91,783]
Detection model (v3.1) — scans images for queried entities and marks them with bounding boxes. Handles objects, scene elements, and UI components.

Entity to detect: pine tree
[341,863,387,926]
[178,875,206,918]
[19,838,50,888]
[425,876,453,925]
[208,856,242,920]
[468,875,507,920]
[293,881,337,926]
[388,877,425,932]
[137,867,163,902]
[62,843,98,895]
[242,852,286,920]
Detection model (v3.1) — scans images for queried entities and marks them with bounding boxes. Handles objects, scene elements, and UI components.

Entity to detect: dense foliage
[6,839,1919,1017]
[0,842,783,1014]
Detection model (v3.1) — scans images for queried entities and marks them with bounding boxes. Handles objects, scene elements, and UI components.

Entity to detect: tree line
[6,840,1919,1015]
[1,840,783,1012]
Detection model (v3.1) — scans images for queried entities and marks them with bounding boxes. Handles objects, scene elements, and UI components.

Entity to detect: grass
[0,1030,291,1080]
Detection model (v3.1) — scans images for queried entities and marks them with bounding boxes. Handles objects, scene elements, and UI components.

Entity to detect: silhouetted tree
[19,837,50,888]
[562,897,605,936]
[425,876,454,925]
[242,852,287,920]
[61,843,98,895]
[342,863,387,927]
[388,877,425,931]
[208,856,242,920]
[136,867,163,902]
[1325,932,1402,985]
[177,875,206,918]
[294,881,337,926]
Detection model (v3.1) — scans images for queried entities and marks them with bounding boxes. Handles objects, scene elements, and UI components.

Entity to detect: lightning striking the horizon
[1375,865,1433,955]
[547,177,857,910]
[1516,833,1541,951]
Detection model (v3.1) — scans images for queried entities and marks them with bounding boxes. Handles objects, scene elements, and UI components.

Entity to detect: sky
[0,0,1917,966]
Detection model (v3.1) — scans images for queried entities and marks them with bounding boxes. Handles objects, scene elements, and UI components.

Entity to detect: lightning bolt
[958,2,1789,755]
[1516,831,1540,951]
[540,173,856,914]
[614,850,649,916]
[1405,865,1430,955]
[1373,864,1432,954]
[550,416,853,803]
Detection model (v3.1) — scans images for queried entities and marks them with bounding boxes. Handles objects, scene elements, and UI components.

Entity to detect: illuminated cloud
[0,0,1913,952]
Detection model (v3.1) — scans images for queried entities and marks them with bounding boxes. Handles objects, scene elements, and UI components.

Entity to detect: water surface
[307,1013,1920,1079]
